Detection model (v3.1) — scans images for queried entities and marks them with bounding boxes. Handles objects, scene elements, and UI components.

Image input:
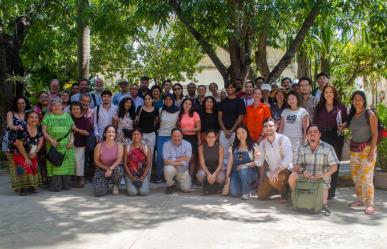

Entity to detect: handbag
[291,176,324,214]
[47,129,72,167]
[349,140,368,153]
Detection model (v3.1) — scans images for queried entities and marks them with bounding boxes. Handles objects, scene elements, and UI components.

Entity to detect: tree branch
[267,0,323,83]
[169,0,228,82]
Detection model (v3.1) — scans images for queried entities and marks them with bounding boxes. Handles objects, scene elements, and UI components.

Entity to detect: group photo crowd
[2,72,381,216]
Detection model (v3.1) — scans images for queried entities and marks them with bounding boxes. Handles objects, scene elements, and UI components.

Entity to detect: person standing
[261,84,272,106]
[138,75,151,99]
[178,98,201,176]
[348,91,378,215]
[70,101,92,188]
[112,78,130,105]
[242,81,254,107]
[42,99,75,192]
[314,85,348,199]
[136,93,159,159]
[279,92,309,155]
[244,88,272,143]
[186,83,197,101]
[199,96,219,143]
[172,83,184,108]
[218,82,246,163]
[155,94,180,183]
[113,97,136,144]
[209,82,221,102]
[194,85,207,112]
[9,111,43,195]
[151,85,164,109]
[70,79,96,108]
[280,77,292,93]
[94,90,118,143]
[61,91,71,111]
[48,79,61,101]
[129,84,144,109]
[313,72,329,102]
[90,77,104,106]
[162,79,173,96]
[255,77,265,89]
[270,87,287,128]
[299,77,318,121]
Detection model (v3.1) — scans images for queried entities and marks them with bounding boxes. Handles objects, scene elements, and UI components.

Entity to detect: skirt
[8,153,42,191]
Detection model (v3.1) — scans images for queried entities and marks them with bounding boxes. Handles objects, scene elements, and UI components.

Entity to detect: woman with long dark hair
[113,97,136,144]
[225,125,259,199]
[314,84,348,199]
[93,125,124,196]
[199,96,219,144]
[270,87,287,128]
[136,93,159,159]
[279,91,309,155]
[9,111,43,195]
[347,91,378,215]
[123,128,152,196]
[178,98,201,176]
[172,83,184,108]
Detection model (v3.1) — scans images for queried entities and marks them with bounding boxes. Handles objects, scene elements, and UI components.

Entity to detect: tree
[77,0,91,80]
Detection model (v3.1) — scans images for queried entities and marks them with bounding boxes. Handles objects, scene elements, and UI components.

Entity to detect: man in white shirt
[94,90,118,142]
[314,72,329,102]
[256,118,293,201]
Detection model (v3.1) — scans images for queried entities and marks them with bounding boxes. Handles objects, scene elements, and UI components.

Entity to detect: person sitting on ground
[123,128,151,196]
[256,118,293,202]
[288,124,339,216]
[196,130,225,195]
[93,125,124,196]
[225,125,259,200]
[163,128,192,194]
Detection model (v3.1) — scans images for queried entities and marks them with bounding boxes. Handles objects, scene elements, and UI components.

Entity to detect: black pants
[49,175,72,191]
[321,129,344,198]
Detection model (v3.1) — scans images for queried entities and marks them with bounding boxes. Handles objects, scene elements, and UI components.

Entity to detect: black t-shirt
[73,116,92,147]
[219,97,246,130]
[136,107,160,133]
[199,110,220,133]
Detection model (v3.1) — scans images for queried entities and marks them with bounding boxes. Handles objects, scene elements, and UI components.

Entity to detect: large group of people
[1,73,379,216]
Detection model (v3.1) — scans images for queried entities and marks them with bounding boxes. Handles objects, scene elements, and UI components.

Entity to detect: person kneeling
[257,118,293,202]
[123,128,151,196]
[288,124,338,216]
[163,128,192,194]
[196,130,225,195]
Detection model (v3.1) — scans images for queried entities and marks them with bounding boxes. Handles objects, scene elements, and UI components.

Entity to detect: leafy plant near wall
[376,103,387,171]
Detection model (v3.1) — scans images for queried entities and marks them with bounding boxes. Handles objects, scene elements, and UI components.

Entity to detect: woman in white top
[155,94,180,183]
[279,91,309,155]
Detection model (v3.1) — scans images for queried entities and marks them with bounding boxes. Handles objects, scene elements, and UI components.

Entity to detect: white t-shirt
[281,107,309,139]
[158,111,179,136]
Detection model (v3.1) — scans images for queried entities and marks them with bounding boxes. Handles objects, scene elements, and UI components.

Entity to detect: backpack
[365,110,387,145]
[291,176,324,214]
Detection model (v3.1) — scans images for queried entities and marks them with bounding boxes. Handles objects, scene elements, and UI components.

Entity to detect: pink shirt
[179,112,200,135]
[100,142,118,166]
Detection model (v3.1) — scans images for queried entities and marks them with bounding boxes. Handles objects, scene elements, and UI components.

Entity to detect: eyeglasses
[173,88,181,91]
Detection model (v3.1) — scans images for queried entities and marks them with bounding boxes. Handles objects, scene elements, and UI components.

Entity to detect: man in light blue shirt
[112,78,130,105]
[71,79,96,108]
[163,128,192,194]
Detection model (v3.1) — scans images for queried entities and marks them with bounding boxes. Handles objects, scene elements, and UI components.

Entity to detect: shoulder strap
[96,105,100,124]
[91,93,97,106]
[57,129,72,142]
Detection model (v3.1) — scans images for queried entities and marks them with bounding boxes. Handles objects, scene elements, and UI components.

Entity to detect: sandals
[364,206,375,215]
[349,200,365,208]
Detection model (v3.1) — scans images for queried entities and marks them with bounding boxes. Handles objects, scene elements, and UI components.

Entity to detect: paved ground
[0,175,386,249]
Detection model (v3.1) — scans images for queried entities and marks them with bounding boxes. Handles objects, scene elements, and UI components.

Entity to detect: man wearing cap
[112,78,130,105]
[261,83,272,106]
[138,76,151,99]
[299,76,318,121]
[313,72,329,102]
[281,77,292,93]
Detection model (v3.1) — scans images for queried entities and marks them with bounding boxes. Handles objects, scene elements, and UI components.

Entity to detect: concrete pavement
[0,175,386,249]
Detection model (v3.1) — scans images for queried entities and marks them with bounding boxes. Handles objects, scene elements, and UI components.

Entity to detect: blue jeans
[156,136,171,178]
[230,167,258,197]
[124,174,150,196]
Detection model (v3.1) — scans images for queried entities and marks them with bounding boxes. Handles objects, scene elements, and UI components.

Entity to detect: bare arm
[143,145,152,178]
[198,145,210,174]
[226,150,234,178]
[302,115,310,139]
[42,125,56,146]
[369,112,378,157]
[278,117,285,133]
[218,111,226,131]
[214,145,225,176]
[110,143,124,170]
[93,144,109,171]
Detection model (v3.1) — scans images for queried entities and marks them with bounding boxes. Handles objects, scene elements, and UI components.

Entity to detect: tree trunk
[266,0,322,83]
[320,53,330,75]
[296,47,308,78]
[77,0,91,80]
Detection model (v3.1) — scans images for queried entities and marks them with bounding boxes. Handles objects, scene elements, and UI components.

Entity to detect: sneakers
[241,194,250,200]
[165,186,173,195]
[112,185,119,195]
[321,205,331,216]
